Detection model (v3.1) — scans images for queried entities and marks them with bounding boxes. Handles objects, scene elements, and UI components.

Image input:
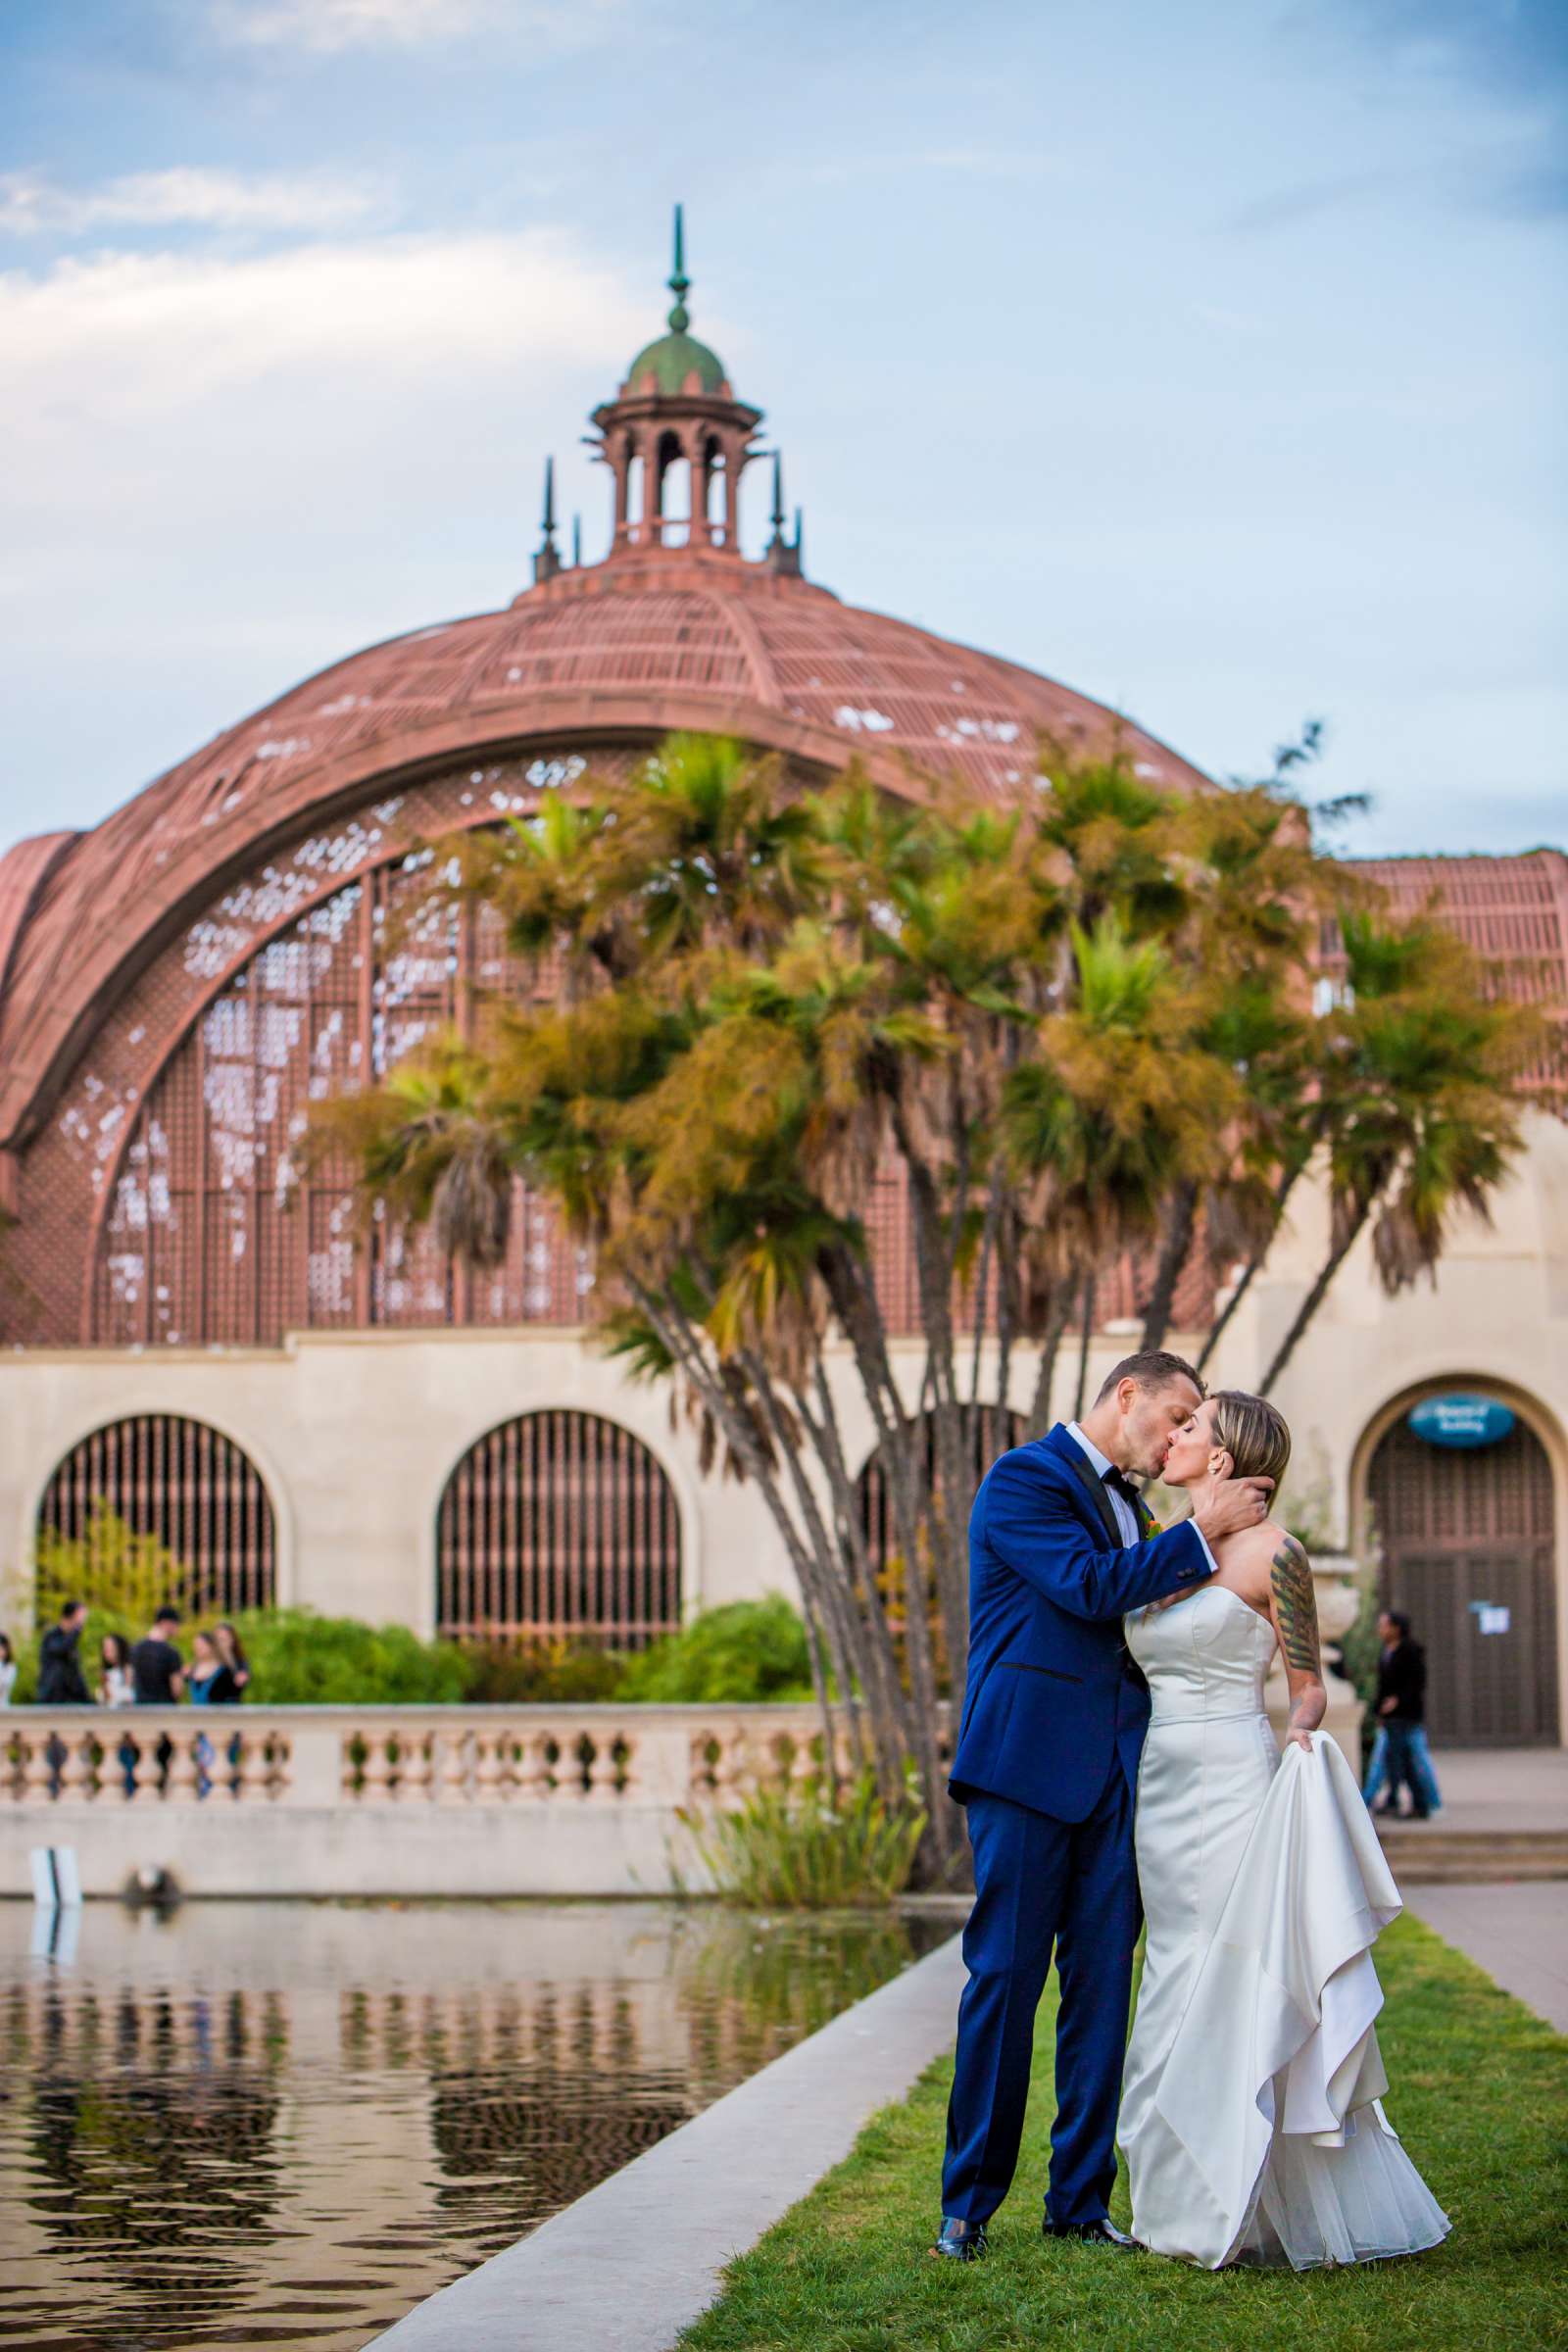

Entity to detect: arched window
[857,1405,1023,1577]
[37,1415,276,1617]
[436,1411,682,1648]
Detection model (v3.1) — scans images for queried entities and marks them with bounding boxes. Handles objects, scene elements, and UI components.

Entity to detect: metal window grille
[36,1414,276,1617]
[857,1405,1023,1575]
[436,1411,681,1649]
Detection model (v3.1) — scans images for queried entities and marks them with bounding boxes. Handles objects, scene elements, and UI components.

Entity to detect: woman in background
[187,1630,240,1796]
[98,1631,137,1792]
[0,1633,16,1706]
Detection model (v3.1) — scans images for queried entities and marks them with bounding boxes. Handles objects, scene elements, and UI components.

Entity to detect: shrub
[680,1772,927,1907]
[617,1596,813,1704]
[224,1608,468,1705]
[459,1639,626,1703]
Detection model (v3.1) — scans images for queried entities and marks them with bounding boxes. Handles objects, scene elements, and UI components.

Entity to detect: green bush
[459,1639,626,1703]
[680,1772,927,1907]
[224,1608,468,1705]
[618,1596,813,1704]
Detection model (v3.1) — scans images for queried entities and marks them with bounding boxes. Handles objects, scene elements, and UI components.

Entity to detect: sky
[0,0,1562,861]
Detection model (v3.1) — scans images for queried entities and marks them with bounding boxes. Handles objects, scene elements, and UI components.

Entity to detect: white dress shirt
[1067,1420,1218,1574]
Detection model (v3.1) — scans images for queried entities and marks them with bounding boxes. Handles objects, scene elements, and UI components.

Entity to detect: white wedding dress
[1119,1582,1450,2269]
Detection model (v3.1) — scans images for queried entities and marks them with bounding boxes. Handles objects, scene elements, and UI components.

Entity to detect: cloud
[0,230,647,509]
[0,222,666,838]
[0,167,389,237]
[211,0,619,53]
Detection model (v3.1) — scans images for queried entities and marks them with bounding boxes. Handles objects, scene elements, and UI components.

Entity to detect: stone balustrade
[0,1703,877,1811]
[0,1705,916,1897]
[1,1651,1357,1898]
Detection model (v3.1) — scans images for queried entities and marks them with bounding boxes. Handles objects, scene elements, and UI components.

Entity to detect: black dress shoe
[929,2217,988,2261]
[1045,2217,1138,2249]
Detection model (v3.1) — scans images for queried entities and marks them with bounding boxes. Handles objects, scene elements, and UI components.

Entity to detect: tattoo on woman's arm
[1271,1535,1320,1673]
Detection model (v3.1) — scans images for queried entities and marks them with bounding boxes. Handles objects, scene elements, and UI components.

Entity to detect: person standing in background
[130,1605,185,1792]
[37,1601,91,1705]
[130,1607,185,1706]
[0,1633,17,1705]
[1363,1608,1443,1820]
[99,1631,138,1793]
[186,1629,238,1796]
[98,1633,135,1710]
[214,1623,250,1699]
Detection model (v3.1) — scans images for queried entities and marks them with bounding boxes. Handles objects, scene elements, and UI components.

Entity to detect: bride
[1120,1390,1450,2270]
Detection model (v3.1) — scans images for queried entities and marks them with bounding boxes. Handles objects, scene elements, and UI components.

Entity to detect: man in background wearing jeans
[1363,1608,1443,1820]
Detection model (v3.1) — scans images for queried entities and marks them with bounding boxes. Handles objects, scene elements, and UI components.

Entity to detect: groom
[931,1350,1273,2260]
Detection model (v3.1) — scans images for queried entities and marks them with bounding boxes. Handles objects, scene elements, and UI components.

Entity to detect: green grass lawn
[679,1917,1567,2352]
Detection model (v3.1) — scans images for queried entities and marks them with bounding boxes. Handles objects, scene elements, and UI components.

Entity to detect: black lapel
[1058,1444,1122,1546]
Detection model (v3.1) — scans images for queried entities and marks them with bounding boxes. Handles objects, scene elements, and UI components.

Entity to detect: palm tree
[1258,906,1538,1394]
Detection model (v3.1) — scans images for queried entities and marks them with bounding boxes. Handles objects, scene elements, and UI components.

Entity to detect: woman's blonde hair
[1209,1391,1292,1489]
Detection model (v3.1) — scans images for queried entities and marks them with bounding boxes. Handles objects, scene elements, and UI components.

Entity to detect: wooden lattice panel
[436,1410,681,1647]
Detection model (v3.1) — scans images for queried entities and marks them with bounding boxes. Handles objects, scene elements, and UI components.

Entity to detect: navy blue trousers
[941,1768,1141,2228]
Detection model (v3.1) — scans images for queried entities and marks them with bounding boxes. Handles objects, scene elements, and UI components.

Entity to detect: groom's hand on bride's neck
[1192,1474,1274,1543]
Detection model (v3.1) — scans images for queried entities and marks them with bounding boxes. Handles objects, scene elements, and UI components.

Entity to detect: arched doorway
[1366,1397,1559,1747]
[37,1415,277,1617]
[436,1411,682,1648]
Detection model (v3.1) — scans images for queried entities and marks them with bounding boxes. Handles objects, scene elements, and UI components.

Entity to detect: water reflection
[0,1901,947,2350]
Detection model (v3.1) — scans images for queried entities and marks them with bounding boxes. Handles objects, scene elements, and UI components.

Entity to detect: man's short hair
[1095,1349,1203,1405]
[58,1598,84,1619]
[153,1605,181,1628]
[1382,1607,1411,1639]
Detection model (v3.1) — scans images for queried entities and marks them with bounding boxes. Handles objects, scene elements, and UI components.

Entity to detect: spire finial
[571,513,582,567]
[532,455,562,583]
[769,451,785,538]
[666,202,691,333]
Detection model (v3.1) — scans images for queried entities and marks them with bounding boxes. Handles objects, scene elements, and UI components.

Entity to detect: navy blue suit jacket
[948,1423,1211,1823]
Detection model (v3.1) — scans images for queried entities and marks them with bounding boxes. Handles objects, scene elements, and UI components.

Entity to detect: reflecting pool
[0,1898,950,2350]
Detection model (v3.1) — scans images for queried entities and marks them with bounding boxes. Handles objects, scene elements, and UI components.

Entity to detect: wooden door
[1368,1411,1558,1747]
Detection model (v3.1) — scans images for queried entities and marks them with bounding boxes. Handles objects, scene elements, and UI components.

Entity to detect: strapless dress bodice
[1125,1581,1277,1722]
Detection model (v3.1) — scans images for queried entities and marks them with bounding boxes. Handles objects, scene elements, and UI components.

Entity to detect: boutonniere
[1146,1518,1165,1538]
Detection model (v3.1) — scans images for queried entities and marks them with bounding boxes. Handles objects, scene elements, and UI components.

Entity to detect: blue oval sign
[1408,1395,1515,1449]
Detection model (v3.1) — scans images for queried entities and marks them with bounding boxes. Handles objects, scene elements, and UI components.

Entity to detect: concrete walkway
[1404,1882,1568,2034]
[369,1931,966,2352]
[1381,1744,1567,1833]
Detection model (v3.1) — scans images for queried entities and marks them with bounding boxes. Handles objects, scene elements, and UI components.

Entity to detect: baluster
[397,1734,432,1803]
[130,1732,163,1805]
[23,1732,55,1805]
[688,1731,718,1801]
[473,1730,505,1801]
[169,1729,202,1804]
[716,1728,754,1801]
[361,1731,395,1803]
[585,1730,620,1804]
[436,1727,469,1804]
[58,1732,91,1802]
[239,1733,273,1803]
[513,1730,550,1800]
[94,1736,122,1802]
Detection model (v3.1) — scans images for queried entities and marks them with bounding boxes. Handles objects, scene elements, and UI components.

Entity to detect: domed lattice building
[2,218,1565,1747]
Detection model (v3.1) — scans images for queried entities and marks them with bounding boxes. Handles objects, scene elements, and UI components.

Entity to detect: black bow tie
[1102,1465,1143,1509]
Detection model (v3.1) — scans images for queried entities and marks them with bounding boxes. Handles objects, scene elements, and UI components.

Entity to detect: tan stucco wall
[4,1115,1564,1738]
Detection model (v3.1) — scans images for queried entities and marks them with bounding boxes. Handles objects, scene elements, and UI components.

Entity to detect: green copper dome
[621,204,731,398]
[623,326,728,397]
